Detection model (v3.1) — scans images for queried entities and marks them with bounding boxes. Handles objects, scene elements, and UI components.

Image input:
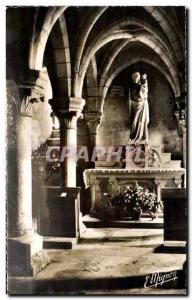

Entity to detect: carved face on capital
[132,72,140,83]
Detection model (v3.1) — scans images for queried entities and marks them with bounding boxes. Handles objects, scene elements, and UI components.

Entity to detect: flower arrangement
[108,182,160,220]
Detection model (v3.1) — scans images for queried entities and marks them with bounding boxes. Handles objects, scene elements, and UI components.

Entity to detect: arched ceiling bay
[34,6,185,109]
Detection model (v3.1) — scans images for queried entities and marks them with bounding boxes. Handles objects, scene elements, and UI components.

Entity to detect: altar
[83,72,186,217]
[83,167,185,216]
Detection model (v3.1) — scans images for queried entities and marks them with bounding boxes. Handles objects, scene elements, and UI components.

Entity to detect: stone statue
[128,72,149,143]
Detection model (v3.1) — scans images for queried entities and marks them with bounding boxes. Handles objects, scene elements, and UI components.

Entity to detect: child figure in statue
[128,72,149,144]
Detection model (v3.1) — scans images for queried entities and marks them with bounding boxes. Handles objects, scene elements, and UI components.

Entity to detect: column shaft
[84,111,102,166]
[59,113,78,188]
[90,179,99,214]
[16,115,33,235]
[64,127,77,187]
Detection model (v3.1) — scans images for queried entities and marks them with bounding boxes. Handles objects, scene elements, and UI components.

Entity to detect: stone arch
[74,7,107,73]
[48,14,71,97]
[99,42,180,99]
[99,40,129,91]
[100,58,178,113]
[29,7,66,70]
[74,16,178,96]
[144,6,184,61]
[84,56,99,111]
[77,32,178,98]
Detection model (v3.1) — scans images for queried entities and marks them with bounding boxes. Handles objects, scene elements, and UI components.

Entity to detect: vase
[132,209,142,220]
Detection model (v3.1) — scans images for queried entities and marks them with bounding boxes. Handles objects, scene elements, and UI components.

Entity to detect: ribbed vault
[29,6,185,110]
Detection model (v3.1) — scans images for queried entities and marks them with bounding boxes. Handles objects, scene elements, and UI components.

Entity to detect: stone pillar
[59,112,79,187]
[50,98,85,188]
[89,178,100,215]
[49,98,86,234]
[182,129,186,169]
[108,177,118,196]
[8,69,51,276]
[154,177,162,213]
[8,101,49,276]
[174,106,186,187]
[84,111,102,166]
[174,104,186,169]
[16,111,33,236]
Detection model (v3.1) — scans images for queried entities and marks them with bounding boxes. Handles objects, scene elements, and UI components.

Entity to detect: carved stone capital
[49,97,85,114]
[174,111,186,135]
[69,97,85,113]
[108,176,117,184]
[174,176,182,188]
[18,67,52,117]
[58,111,79,129]
[49,97,85,129]
[174,97,186,136]
[84,111,102,134]
[154,177,161,186]
[19,96,40,117]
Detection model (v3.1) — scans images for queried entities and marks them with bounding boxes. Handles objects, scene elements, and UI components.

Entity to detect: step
[51,129,60,138]
[162,160,181,168]
[161,153,171,163]
[80,227,163,245]
[82,215,163,229]
[43,236,77,249]
[95,161,115,168]
[46,138,60,146]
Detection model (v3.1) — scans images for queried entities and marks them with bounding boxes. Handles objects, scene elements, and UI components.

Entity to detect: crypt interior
[6,6,187,295]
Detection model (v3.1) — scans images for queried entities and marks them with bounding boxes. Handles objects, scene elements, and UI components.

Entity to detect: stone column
[174,106,186,187]
[174,105,186,169]
[8,69,51,276]
[50,98,85,188]
[49,98,86,234]
[84,111,102,166]
[16,108,33,236]
[89,178,100,215]
[59,112,79,187]
[154,177,162,213]
[8,99,49,276]
[108,177,118,196]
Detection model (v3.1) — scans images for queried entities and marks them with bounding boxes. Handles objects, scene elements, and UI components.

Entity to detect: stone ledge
[43,236,77,249]
[84,168,185,174]
[82,215,163,229]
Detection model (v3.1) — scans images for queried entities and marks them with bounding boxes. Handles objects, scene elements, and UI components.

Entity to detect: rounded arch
[79,15,177,66]
[100,58,178,113]
[48,14,71,97]
[99,40,129,90]
[144,6,184,61]
[29,7,66,70]
[74,7,107,73]
[77,31,178,98]
[99,42,180,98]
[74,15,178,96]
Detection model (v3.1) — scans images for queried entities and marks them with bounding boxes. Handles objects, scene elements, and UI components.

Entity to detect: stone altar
[83,168,185,216]
[83,72,186,218]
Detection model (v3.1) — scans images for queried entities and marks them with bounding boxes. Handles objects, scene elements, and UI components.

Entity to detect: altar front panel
[83,168,185,216]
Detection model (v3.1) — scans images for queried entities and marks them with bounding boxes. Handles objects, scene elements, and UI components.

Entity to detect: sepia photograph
[6,4,188,295]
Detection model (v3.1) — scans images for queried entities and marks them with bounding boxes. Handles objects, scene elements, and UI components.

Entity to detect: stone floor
[8,228,187,295]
